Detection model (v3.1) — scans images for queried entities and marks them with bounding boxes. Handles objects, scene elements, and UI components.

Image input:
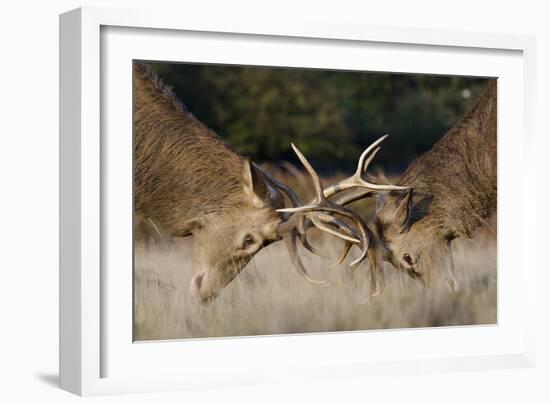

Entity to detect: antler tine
[296,216,329,258]
[361,147,381,176]
[323,135,408,199]
[349,239,370,271]
[355,135,388,177]
[314,213,361,239]
[360,248,386,304]
[309,215,361,244]
[332,188,374,206]
[278,199,372,271]
[299,232,326,257]
[329,241,353,269]
[283,229,329,286]
[290,143,324,201]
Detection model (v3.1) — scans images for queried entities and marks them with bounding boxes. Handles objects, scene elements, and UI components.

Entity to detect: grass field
[133,222,496,341]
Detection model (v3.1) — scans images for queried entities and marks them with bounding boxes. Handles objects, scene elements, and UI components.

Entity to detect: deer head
[189,157,370,304]
[373,189,459,290]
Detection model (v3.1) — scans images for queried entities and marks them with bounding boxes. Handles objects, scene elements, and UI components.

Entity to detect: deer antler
[277,136,408,298]
[283,137,407,264]
[277,144,372,271]
[258,136,406,297]
[253,163,359,285]
[323,135,408,198]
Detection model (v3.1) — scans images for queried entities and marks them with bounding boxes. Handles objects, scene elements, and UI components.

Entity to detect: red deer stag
[370,80,497,289]
[133,62,403,303]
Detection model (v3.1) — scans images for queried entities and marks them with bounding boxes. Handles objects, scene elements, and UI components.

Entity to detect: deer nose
[190,272,218,305]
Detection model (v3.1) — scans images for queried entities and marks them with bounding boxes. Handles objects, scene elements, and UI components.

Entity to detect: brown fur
[374,80,497,286]
[134,62,246,235]
[398,80,497,238]
[133,62,282,303]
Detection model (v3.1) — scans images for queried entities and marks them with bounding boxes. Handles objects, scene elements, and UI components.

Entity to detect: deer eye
[241,234,255,249]
[403,253,413,266]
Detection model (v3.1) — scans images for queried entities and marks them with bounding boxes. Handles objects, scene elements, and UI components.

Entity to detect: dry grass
[133,229,496,341]
[134,168,496,341]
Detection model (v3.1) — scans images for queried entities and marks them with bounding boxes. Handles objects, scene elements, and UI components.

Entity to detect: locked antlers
[254,164,359,286]
[277,144,373,271]
[276,135,407,297]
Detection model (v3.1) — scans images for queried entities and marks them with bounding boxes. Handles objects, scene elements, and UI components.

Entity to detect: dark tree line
[150,62,488,174]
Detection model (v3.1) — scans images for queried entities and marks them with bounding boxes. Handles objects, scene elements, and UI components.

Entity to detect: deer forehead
[247,207,280,229]
[215,206,279,235]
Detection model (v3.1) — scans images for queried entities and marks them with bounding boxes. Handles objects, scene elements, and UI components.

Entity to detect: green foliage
[151,62,487,173]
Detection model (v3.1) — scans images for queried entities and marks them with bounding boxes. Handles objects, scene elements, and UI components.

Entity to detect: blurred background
[149,62,489,175]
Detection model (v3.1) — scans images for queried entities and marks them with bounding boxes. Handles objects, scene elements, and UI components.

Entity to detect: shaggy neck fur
[133,62,246,235]
[398,80,497,238]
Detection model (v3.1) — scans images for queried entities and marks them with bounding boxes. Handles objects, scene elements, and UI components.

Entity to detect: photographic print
[133,61,496,341]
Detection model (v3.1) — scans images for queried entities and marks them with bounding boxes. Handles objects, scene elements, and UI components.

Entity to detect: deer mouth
[191,272,219,305]
[190,258,250,305]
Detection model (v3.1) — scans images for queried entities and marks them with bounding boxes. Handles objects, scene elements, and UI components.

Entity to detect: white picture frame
[59,6,537,396]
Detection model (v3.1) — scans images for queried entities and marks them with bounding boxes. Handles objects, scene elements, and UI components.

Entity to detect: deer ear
[395,188,414,229]
[242,158,268,209]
